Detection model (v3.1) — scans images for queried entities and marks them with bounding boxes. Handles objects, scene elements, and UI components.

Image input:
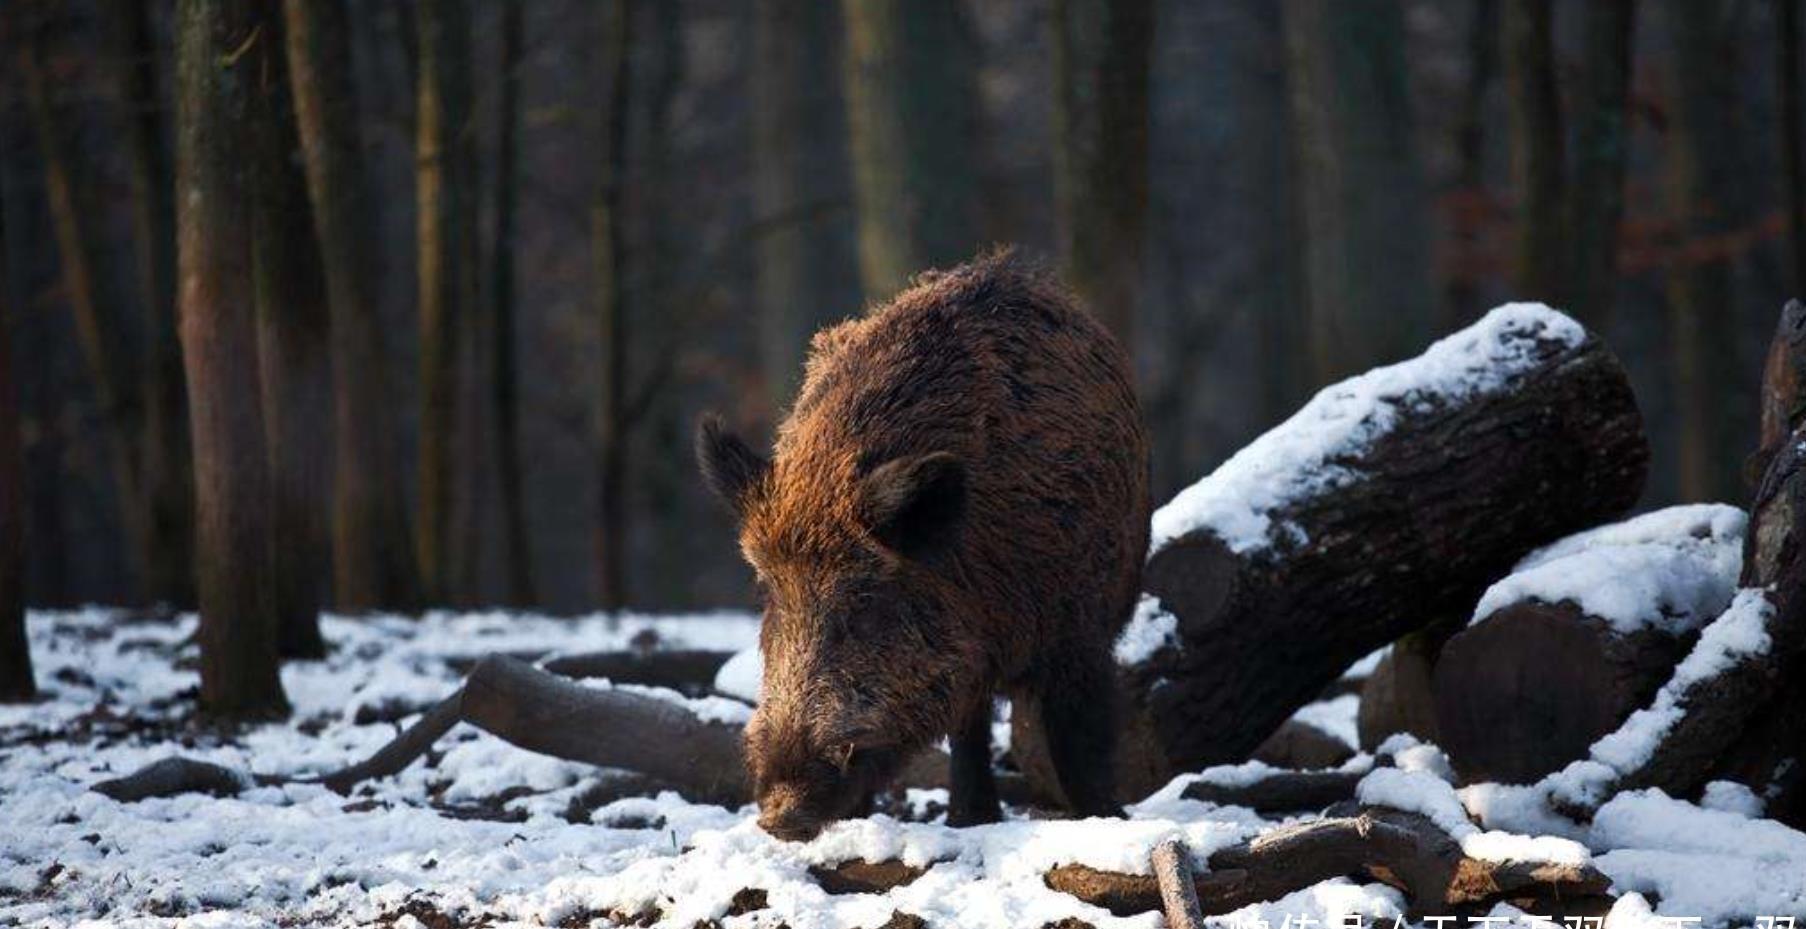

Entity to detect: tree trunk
[174,0,289,718]
[1445,0,1498,326]
[282,0,422,612]
[594,0,633,610]
[1666,0,1755,504]
[1568,1,1637,329]
[1782,0,1806,296]
[21,29,153,602]
[1436,602,1693,783]
[0,186,33,703]
[1502,0,1567,303]
[1753,299,1806,485]
[1070,312,1648,796]
[415,0,475,606]
[489,0,533,606]
[840,0,980,298]
[752,0,863,408]
[113,0,197,609]
[1052,0,1154,347]
[252,11,329,660]
[1280,0,1434,382]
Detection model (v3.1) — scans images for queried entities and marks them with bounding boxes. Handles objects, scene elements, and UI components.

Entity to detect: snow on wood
[1081,303,1649,797]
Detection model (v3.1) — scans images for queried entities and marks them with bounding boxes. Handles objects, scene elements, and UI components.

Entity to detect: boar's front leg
[946,706,1001,826]
[1037,647,1124,819]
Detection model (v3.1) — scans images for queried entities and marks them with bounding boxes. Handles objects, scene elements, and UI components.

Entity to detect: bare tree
[1445,0,1498,324]
[489,0,533,606]
[282,0,422,612]
[752,0,862,407]
[174,0,288,717]
[415,0,477,605]
[1570,2,1638,328]
[1665,0,1754,502]
[594,0,634,610]
[253,12,329,659]
[0,182,32,704]
[840,0,979,298]
[1503,0,1566,303]
[1281,0,1433,382]
[112,0,196,609]
[1052,0,1154,347]
[21,26,153,601]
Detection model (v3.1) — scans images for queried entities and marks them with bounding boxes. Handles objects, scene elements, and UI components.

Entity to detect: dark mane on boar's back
[697,250,1150,840]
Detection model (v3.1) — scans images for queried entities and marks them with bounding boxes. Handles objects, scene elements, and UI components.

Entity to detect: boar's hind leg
[1038,648,1124,818]
[946,706,1001,826]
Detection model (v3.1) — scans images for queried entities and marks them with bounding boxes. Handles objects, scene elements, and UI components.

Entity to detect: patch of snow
[1342,646,1389,680]
[1203,879,1405,928]
[1150,304,1586,555]
[1471,505,1746,635]
[1290,694,1360,750]
[1590,789,1806,924]
[1700,780,1766,818]
[1358,768,1590,866]
[713,646,762,703]
[1113,595,1177,666]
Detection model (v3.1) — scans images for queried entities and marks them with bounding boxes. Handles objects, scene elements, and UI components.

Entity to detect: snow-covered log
[1355,625,1452,751]
[1042,807,1611,917]
[1080,306,1647,790]
[1434,505,1745,783]
[1178,769,1363,813]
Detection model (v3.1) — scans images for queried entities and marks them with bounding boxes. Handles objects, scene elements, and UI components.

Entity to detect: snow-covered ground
[2,609,1803,928]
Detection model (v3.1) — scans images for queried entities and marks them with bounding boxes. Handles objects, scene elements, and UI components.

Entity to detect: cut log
[1436,602,1693,784]
[1748,298,1806,486]
[1100,308,1647,786]
[1437,504,1745,784]
[1356,623,1455,751]
[1249,720,1354,771]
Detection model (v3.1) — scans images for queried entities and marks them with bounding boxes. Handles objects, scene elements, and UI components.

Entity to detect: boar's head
[695,415,985,840]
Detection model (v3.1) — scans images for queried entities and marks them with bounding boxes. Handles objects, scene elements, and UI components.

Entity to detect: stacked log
[1019,305,1648,799]
[1432,505,1745,783]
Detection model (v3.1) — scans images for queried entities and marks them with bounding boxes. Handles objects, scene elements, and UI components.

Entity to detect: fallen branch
[538,649,737,695]
[1179,770,1362,814]
[1151,839,1204,929]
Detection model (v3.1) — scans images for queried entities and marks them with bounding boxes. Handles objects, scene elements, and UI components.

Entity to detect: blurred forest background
[0,0,1802,624]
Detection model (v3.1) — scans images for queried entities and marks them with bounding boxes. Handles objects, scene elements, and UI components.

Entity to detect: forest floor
[0,610,1801,928]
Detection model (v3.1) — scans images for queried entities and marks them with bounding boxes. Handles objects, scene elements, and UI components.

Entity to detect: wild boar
[697,252,1149,839]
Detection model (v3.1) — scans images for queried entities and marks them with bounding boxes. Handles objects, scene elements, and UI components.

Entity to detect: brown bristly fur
[699,250,1150,839]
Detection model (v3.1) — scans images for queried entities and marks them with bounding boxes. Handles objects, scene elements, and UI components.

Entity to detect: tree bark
[1104,323,1647,789]
[415,0,476,606]
[594,0,633,610]
[489,0,533,606]
[21,28,153,602]
[283,0,422,612]
[1280,0,1434,382]
[0,187,32,703]
[1150,840,1204,929]
[1436,602,1692,783]
[752,0,863,408]
[1052,0,1154,347]
[1502,0,1567,302]
[1753,299,1806,486]
[252,11,330,659]
[174,0,289,719]
[840,0,979,298]
[1568,1,1636,329]
[113,0,197,609]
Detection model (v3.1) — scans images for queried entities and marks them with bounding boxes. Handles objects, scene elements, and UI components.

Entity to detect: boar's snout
[757,783,827,841]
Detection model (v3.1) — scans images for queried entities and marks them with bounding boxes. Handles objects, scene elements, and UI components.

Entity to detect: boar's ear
[862,452,966,559]
[696,414,770,516]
